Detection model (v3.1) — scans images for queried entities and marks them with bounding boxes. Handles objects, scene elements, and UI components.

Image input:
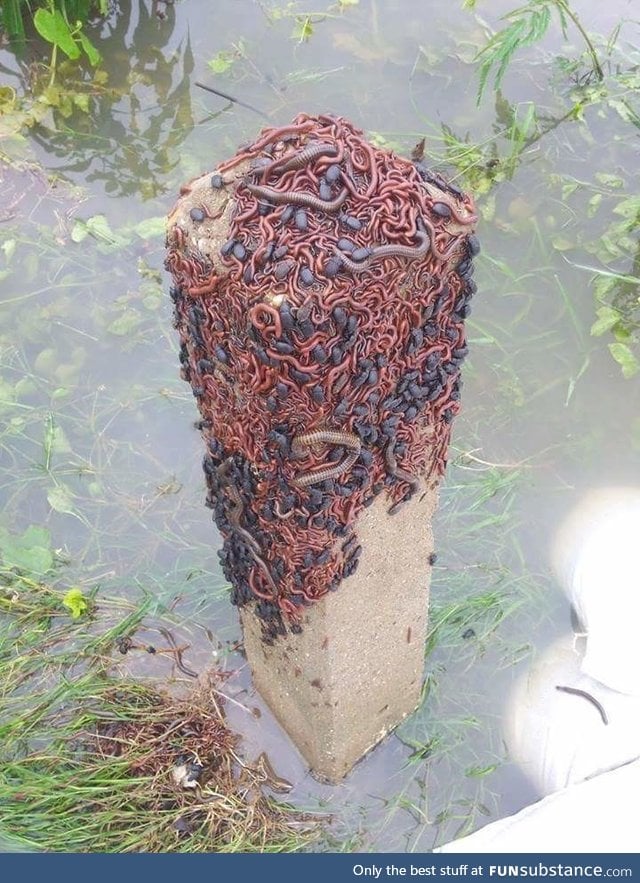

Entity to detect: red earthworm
[419,215,461,263]
[273,500,294,520]
[243,182,348,213]
[385,443,420,490]
[248,302,282,337]
[262,349,314,375]
[288,584,316,602]
[172,226,186,249]
[278,597,302,618]
[156,627,199,678]
[248,569,277,601]
[188,274,220,297]
[246,354,276,392]
[253,121,316,149]
[336,167,362,200]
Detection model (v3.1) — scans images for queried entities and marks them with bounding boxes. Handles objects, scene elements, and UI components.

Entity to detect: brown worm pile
[165,113,478,643]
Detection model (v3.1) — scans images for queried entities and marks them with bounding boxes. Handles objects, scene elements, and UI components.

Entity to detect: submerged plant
[466,0,604,103]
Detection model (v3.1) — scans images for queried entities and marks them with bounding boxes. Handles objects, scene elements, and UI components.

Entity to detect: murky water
[1,0,639,852]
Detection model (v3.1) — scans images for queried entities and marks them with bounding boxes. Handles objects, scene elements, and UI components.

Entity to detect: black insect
[467,234,481,256]
[325,257,342,278]
[300,266,315,287]
[280,205,295,224]
[220,239,235,257]
[275,260,293,281]
[325,164,341,184]
[280,301,295,331]
[340,214,362,232]
[431,202,451,218]
[232,241,247,261]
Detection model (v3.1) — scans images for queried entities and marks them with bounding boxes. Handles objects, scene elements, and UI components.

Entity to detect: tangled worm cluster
[165,113,478,643]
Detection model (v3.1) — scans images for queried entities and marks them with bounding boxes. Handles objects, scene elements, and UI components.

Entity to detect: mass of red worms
[165,113,479,642]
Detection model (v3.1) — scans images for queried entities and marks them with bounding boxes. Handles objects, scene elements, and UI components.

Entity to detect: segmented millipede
[336,230,431,273]
[291,430,361,487]
[243,183,348,213]
[265,141,337,177]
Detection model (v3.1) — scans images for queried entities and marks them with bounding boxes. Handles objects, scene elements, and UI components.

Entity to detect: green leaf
[293,15,314,42]
[0,525,53,574]
[62,587,88,619]
[207,50,235,74]
[475,3,551,103]
[42,412,55,470]
[77,30,102,66]
[107,308,142,336]
[608,343,639,379]
[466,763,499,778]
[72,91,90,113]
[587,193,602,217]
[86,214,117,243]
[33,8,80,59]
[3,0,26,41]
[595,172,624,189]
[47,484,77,515]
[71,220,88,242]
[613,197,640,220]
[133,216,166,239]
[608,98,640,129]
[590,306,621,337]
[1,238,16,261]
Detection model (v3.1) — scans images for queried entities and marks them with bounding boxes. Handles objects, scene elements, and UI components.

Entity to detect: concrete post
[241,481,437,780]
[165,114,478,781]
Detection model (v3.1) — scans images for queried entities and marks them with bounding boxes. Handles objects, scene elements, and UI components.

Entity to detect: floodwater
[1,0,639,852]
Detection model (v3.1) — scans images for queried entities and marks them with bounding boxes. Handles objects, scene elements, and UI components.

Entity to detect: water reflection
[11,1,196,198]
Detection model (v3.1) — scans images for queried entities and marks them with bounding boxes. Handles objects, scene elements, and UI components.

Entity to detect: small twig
[194,82,270,121]
[456,448,535,469]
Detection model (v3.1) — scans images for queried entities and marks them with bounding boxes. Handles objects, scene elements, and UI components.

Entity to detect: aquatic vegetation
[0,559,320,852]
[467,0,604,103]
[1,0,108,47]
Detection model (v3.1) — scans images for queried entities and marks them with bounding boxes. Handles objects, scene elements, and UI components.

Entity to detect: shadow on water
[0,0,639,852]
